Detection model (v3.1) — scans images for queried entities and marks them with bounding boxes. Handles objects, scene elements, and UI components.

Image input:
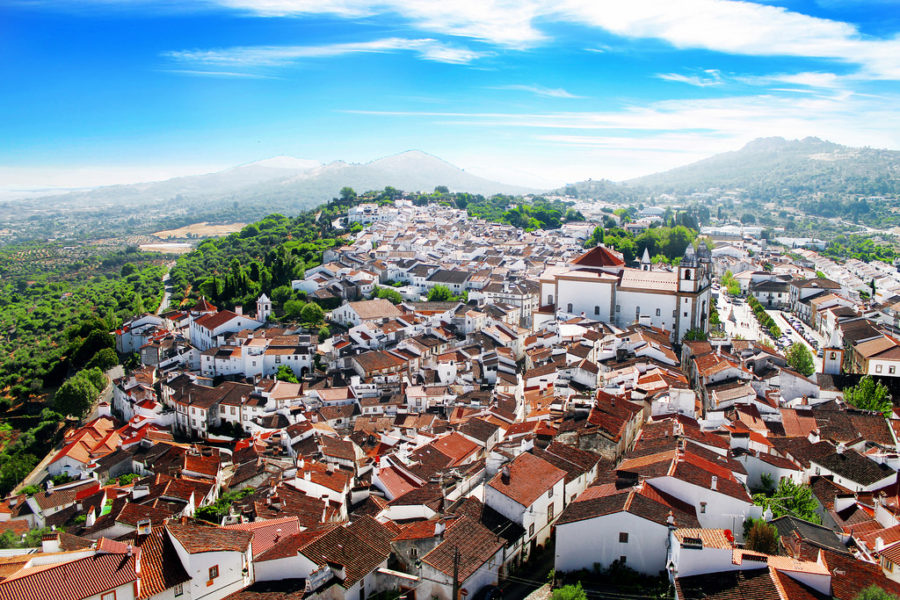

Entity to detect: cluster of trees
[196,487,255,524]
[844,376,893,416]
[721,270,741,296]
[427,285,466,303]
[168,212,342,312]
[464,195,584,230]
[752,476,821,524]
[748,295,782,339]
[0,407,66,495]
[584,225,697,263]
[54,367,106,418]
[373,286,404,304]
[785,343,816,377]
[823,235,898,264]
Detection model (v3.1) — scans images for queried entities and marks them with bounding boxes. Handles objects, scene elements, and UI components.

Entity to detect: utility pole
[452,546,460,600]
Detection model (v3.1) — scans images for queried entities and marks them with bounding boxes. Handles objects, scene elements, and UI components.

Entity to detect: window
[619,532,629,543]
[620,556,627,565]
[209,565,219,580]
[548,294,554,305]
[275,356,281,364]
[567,303,573,313]
[547,503,554,522]
[529,524,535,538]
[102,593,116,600]
[616,305,621,313]
[636,306,641,317]
[673,310,677,317]
[684,312,688,318]
[684,270,691,280]
[594,305,600,315]
[175,584,184,597]
[830,352,837,360]
[700,502,707,514]
[891,366,896,375]
[877,365,883,373]
[655,308,661,317]
[548,486,553,498]
[410,547,418,559]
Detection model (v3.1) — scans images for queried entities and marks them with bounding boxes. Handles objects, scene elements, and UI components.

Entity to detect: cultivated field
[153,222,246,239]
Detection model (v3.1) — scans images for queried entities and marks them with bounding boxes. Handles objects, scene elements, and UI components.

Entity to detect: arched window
[684,269,692,280]
[567,303,573,313]
[594,305,600,315]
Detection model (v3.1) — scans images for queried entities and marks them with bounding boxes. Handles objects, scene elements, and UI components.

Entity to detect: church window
[684,270,691,280]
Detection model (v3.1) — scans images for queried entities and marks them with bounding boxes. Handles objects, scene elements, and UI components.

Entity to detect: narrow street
[156,261,175,315]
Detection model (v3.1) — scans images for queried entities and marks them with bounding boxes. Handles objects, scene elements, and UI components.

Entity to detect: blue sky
[2,0,900,191]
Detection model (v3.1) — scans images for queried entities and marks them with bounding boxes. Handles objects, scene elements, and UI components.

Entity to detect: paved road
[766,309,825,373]
[156,262,175,315]
[718,295,769,342]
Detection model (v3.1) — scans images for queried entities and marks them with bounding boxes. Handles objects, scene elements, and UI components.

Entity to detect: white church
[538,244,713,341]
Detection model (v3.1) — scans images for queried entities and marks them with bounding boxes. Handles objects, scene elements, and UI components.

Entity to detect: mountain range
[22,150,535,213]
[561,137,900,199]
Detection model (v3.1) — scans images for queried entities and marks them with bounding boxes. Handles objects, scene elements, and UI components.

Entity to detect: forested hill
[623,137,900,197]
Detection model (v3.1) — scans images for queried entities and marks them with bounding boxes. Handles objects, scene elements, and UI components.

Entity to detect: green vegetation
[844,376,893,416]
[743,518,780,555]
[748,296,782,340]
[464,196,583,231]
[373,286,404,304]
[275,365,299,384]
[427,285,465,303]
[584,225,697,263]
[752,478,821,524]
[721,270,741,296]
[785,343,816,377]
[855,586,900,600]
[551,584,587,600]
[824,235,898,263]
[683,328,708,341]
[0,526,61,549]
[196,487,256,524]
[107,473,141,486]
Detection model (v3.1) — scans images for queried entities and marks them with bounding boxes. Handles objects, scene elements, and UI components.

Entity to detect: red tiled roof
[224,516,301,559]
[487,452,565,507]
[0,552,138,600]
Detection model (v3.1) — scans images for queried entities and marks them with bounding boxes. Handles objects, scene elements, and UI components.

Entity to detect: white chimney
[304,470,312,481]
[876,537,886,552]
[41,533,61,554]
[434,521,446,537]
[86,508,96,528]
[235,305,243,316]
[711,476,718,491]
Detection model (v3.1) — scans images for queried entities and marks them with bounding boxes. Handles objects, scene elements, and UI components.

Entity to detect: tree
[54,375,99,418]
[744,519,779,555]
[86,347,118,371]
[785,343,815,376]
[683,328,708,341]
[855,586,900,600]
[283,299,306,319]
[300,302,325,325]
[275,365,299,384]
[552,584,587,600]
[844,376,893,416]
[427,285,454,302]
[374,287,403,304]
[753,478,821,523]
[339,187,356,203]
[318,325,331,339]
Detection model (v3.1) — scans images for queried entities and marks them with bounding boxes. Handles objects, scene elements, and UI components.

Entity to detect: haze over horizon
[3,0,900,192]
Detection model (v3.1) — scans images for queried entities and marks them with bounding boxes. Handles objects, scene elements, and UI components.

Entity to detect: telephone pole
[452,546,460,600]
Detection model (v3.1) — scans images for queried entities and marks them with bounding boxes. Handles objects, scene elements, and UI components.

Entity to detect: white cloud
[164,37,484,68]
[210,0,900,79]
[492,84,582,98]
[657,70,723,87]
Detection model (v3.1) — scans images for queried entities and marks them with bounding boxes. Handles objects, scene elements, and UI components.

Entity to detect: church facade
[539,244,712,342]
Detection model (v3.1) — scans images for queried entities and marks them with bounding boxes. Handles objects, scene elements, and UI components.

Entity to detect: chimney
[666,511,675,529]
[127,544,133,557]
[41,533,61,554]
[711,476,718,491]
[235,305,243,316]
[327,463,335,474]
[836,443,845,455]
[136,519,152,536]
[304,470,312,481]
[877,537,886,552]
[86,508,96,528]
[501,464,510,484]
[434,521,446,537]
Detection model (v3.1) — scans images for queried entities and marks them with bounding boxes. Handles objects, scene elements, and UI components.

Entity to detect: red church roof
[571,245,625,268]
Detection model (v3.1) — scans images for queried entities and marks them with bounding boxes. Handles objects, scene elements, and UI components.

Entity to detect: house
[330,298,403,327]
[190,308,263,351]
[166,519,255,600]
[809,447,897,492]
[555,481,700,575]
[484,452,566,560]
[418,516,505,600]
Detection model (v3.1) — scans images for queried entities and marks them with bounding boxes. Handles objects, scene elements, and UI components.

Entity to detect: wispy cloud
[207,0,900,79]
[491,84,583,98]
[161,68,278,78]
[163,37,485,69]
[657,69,723,87]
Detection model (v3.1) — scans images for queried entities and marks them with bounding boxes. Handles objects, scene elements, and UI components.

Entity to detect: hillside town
[5,202,900,600]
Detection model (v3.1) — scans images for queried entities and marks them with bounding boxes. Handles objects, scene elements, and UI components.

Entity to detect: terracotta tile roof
[0,551,138,600]
[421,516,504,583]
[254,526,337,562]
[166,520,252,554]
[673,528,732,550]
[133,528,191,599]
[571,245,625,268]
[487,452,566,507]
[224,516,301,559]
[300,524,389,588]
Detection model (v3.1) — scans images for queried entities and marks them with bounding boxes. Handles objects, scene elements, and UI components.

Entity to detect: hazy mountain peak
[245,156,321,170]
